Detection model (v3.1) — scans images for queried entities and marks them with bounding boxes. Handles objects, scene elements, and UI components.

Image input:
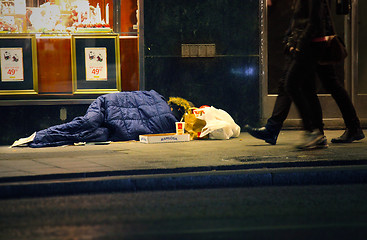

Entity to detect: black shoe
[244,125,278,145]
[331,128,365,143]
[296,130,326,150]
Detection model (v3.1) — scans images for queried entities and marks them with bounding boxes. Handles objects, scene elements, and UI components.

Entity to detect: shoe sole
[247,132,277,145]
[297,143,328,150]
[296,135,327,150]
[331,134,365,143]
[265,139,277,145]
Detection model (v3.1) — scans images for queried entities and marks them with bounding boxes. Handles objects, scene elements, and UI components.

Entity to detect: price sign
[1,48,24,82]
[85,47,107,81]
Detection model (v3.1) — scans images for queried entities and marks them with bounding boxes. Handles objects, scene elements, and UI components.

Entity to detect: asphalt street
[1,184,367,240]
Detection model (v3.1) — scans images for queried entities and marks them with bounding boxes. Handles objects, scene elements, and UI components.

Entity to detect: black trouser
[266,55,361,133]
[285,51,322,132]
[316,64,361,130]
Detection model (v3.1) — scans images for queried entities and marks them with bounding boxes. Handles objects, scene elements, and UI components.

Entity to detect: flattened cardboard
[139,133,190,144]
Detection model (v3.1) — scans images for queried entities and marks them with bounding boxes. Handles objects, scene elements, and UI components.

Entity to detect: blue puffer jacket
[30,90,177,147]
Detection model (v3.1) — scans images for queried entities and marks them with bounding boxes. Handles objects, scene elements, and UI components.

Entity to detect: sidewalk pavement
[1,130,367,198]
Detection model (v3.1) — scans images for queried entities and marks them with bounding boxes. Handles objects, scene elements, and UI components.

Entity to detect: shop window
[0,0,138,34]
[0,0,140,97]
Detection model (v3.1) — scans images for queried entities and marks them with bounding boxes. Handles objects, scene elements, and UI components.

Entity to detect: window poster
[1,48,24,82]
[85,47,107,81]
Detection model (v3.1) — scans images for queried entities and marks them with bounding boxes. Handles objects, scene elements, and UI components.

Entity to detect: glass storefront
[0,0,138,34]
[0,0,139,97]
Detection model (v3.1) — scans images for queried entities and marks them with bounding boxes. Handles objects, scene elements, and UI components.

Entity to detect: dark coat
[30,90,177,147]
[285,0,333,53]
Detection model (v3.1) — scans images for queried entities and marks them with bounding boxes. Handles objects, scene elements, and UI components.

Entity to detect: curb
[1,158,367,184]
[1,165,367,199]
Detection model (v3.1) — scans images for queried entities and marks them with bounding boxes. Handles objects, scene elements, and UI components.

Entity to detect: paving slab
[0,130,366,198]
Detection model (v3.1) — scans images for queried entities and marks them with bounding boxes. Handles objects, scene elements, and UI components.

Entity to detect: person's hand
[267,0,272,6]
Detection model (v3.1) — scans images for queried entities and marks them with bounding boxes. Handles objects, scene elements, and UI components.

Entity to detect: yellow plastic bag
[184,113,207,140]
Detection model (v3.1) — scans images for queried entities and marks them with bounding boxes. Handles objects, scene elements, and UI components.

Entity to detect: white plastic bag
[197,106,241,140]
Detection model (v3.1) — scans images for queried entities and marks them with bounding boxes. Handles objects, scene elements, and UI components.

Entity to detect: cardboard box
[139,133,190,144]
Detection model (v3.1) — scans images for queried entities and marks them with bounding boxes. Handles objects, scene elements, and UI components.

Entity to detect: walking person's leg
[317,64,365,143]
[245,58,292,145]
[285,56,325,150]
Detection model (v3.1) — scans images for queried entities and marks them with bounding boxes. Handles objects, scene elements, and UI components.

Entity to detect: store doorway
[262,0,359,129]
[353,0,367,125]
